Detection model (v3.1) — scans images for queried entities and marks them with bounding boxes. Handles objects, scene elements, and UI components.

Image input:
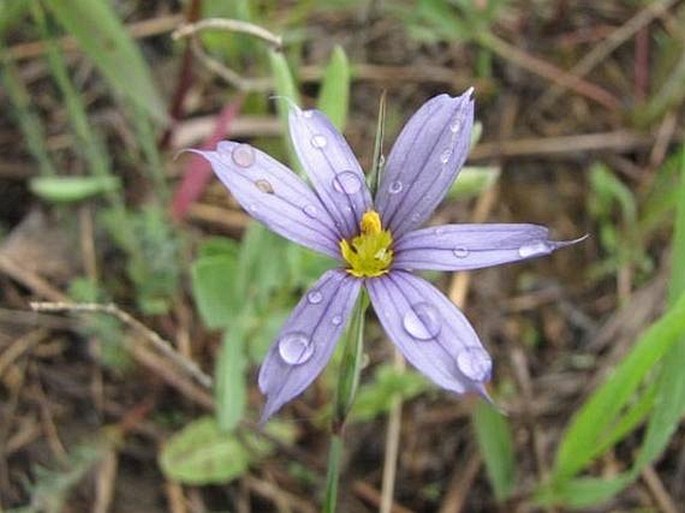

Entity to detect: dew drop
[452,247,469,258]
[231,143,255,168]
[331,315,343,326]
[518,242,550,258]
[307,290,323,304]
[254,179,274,194]
[457,347,492,381]
[303,204,318,218]
[450,119,462,133]
[389,180,403,194]
[434,227,445,236]
[332,171,362,195]
[303,110,314,118]
[278,332,314,365]
[440,148,452,164]
[311,134,327,149]
[402,302,442,340]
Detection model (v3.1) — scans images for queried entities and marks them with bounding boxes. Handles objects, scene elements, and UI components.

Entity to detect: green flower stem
[323,433,343,513]
[323,290,368,513]
[333,290,369,432]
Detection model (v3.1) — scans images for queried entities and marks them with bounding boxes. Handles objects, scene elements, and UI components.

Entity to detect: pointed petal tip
[269,94,300,113]
[553,233,590,250]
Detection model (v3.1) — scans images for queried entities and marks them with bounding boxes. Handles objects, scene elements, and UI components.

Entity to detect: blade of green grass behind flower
[43,0,167,123]
[0,46,56,177]
[269,49,303,175]
[317,45,350,131]
[540,289,685,505]
[472,400,515,501]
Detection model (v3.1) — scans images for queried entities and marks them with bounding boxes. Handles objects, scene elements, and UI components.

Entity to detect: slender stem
[323,433,343,513]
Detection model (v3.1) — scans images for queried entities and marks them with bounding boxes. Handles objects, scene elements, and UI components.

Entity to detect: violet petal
[288,108,373,239]
[367,270,491,395]
[376,91,474,238]
[258,269,361,422]
[393,224,584,271]
[191,143,342,259]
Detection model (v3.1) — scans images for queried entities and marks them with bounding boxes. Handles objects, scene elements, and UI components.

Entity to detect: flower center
[340,211,394,278]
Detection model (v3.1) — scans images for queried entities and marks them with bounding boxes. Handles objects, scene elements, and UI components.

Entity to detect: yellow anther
[340,210,394,278]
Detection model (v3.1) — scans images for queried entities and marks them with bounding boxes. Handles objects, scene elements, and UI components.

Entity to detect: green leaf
[30,176,120,203]
[43,0,166,122]
[472,400,515,501]
[191,253,240,329]
[351,365,430,422]
[159,416,296,485]
[447,166,500,200]
[215,328,248,432]
[269,50,303,174]
[550,290,685,483]
[317,45,350,131]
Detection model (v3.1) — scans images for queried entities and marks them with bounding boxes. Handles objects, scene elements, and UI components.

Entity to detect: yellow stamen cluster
[340,211,394,278]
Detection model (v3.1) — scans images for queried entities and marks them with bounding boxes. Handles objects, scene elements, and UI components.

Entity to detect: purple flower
[193,90,579,422]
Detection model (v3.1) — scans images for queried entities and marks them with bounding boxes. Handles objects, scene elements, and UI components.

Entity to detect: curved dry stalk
[172,18,282,49]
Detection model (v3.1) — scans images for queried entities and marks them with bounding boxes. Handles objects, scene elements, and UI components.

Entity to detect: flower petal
[258,269,361,422]
[367,270,491,395]
[393,224,584,271]
[191,142,342,259]
[288,108,373,239]
[376,91,475,238]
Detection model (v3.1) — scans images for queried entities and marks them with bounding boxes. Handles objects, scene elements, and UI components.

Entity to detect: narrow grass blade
[0,46,56,176]
[367,91,387,196]
[216,328,248,432]
[317,45,350,131]
[472,400,515,501]
[43,0,167,122]
[550,290,685,483]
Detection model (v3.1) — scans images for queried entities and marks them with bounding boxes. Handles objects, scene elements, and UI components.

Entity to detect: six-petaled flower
[193,89,581,422]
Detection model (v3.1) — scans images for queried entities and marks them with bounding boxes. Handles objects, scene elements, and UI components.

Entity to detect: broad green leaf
[472,400,515,501]
[550,290,685,483]
[191,253,240,329]
[159,416,296,485]
[216,327,248,432]
[43,0,166,122]
[537,475,632,508]
[30,176,120,202]
[159,417,250,484]
[317,45,350,131]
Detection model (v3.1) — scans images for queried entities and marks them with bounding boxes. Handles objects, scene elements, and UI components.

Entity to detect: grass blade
[43,0,167,122]
[317,45,350,131]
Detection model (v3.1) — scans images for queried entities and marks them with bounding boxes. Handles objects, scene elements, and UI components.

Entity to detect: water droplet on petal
[307,290,323,304]
[457,347,492,381]
[232,144,255,168]
[440,148,452,164]
[332,171,362,195]
[402,302,442,340]
[452,247,469,258]
[303,204,318,218]
[389,180,403,194]
[254,179,274,194]
[450,119,462,133]
[303,110,314,118]
[518,242,551,258]
[278,332,314,365]
[434,227,445,236]
[311,134,327,149]
[331,315,343,326]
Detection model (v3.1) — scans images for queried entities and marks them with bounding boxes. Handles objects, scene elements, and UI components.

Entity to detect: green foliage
[317,45,351,131]
[29,176,120,203]
[351,364,430,422]
[159,416,295,485]
[472,400,515,501]
[42,0,166,122]
[447,166,500,200]
[587,162,651,281]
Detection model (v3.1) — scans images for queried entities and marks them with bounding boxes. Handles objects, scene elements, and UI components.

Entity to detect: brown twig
[437,453,482,513]
[28,301,213,390]
[172,18,282,49]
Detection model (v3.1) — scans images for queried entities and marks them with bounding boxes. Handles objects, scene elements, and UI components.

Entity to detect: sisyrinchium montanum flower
[193,89,582,422]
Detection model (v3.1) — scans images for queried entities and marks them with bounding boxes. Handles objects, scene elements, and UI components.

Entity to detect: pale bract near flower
[193,90,581,422]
